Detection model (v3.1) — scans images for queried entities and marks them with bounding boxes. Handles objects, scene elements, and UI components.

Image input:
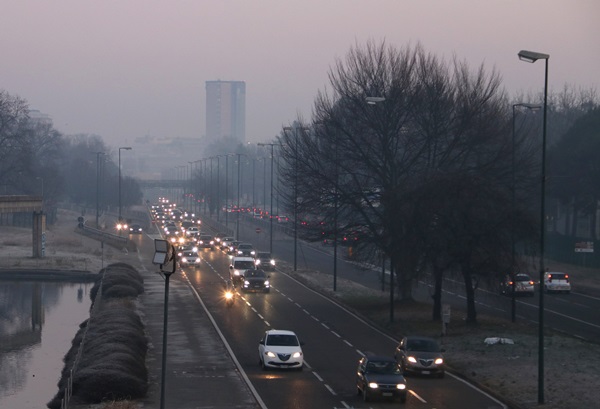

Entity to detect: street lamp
[283,126,310,271]
[235,153,246,239]
[118,146,132,234]
[258,143,277,255]
[511,103,541,323]
[518,48,549,405]
[93,151,105,228]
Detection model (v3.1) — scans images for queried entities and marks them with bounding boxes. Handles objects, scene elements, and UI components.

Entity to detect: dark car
[356,355,407,403]
[241,269,270,293]
[128,224,143,234]
[255,251,275,271]
[394,336,445,377]
[198,234,215,250]
[236,242,256,257]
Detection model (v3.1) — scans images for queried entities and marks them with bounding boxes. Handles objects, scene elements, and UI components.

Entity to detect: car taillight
[547,274,552,282]
[565,274,569,283]
[529,281,534,285]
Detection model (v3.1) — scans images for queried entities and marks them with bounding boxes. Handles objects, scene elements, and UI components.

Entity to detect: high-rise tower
[205,80,246,143]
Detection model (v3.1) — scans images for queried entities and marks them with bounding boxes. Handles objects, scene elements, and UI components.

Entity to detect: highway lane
[180,243,506,408]
[232,215,600,343]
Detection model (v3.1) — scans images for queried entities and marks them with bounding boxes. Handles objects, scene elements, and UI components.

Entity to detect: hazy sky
[2,1,598,148]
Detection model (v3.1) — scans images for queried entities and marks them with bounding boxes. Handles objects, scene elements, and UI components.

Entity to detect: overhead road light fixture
[518,50,550,63]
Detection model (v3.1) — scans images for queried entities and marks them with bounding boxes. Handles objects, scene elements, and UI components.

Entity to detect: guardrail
[76,221,136,252]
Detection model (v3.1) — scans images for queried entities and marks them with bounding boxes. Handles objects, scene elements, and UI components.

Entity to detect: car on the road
[543,271,571,293]
[356,355,407,403]
[500,273,535,296]
[229,256,256,284]
[226,240,241,255]
[241,269,270,293]
[220,236,235,250]
[394,336,445,377]
[128,224,143,234]
[236,242,256,257]
[197,234,215,250]
[185,226,200,238]
[179,251,201,267]
[255,251,275,271]
[258,329,303,370]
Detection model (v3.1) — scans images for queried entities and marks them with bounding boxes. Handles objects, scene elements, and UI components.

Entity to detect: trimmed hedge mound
[47,263,148,409]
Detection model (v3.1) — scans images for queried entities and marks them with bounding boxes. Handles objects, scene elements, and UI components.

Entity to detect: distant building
[205,80,246,143]
[28,109,53,127]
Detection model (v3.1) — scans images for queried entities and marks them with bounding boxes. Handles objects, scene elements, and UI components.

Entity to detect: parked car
[229,256,256,284]
[394,336,445,377]
[241,269,270,293]
[258,329,303,370]
[255,251,275,271]
[128,224,143,234]
[543,271,571,293]
[500,273,535,296]
[356,355,407,403]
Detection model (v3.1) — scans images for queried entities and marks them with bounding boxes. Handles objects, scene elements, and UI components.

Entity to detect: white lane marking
[339,401,351,409]
[321,323,330,329]
[303,309,310,315]
[409,389,427,403]
[257,313,264,320]
[356,349,365,356]
[324,384,337,396]
[343,340,353,347]
[312,316,320,322]
[331,331,341,338]
[312,371,324,382]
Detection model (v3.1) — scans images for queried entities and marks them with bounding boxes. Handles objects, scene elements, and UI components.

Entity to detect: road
[134,218,507,408]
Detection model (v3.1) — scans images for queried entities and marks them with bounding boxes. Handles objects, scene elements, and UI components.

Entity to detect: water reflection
[0,281,92,409]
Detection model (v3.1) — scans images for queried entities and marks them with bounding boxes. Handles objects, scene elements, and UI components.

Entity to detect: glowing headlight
[244,280,250,286]
[408,356,418,363]
[234,270,241,276]
[250,250,256,255]
[266,351,276,358]
[434,358,443,365]
[225,291,233,299]
[255,259,261,265]
[396,384,406,390]
[368,382,379,389]
[292,352,302,358]
[270,260,276,266]
[264,280,270,287]
[194,258,201,263]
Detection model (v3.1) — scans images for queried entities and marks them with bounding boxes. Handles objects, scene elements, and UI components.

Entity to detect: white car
[258,329,303,370]
[229,256,256,284]
[543,272,571,293]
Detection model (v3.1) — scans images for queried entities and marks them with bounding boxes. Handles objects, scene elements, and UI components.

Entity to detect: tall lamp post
[235,153,246,239]
[518,49,549,405]
[93,151,105,227]
[118,146,132,234]
[511,103,541,323]
[258,143,276,255]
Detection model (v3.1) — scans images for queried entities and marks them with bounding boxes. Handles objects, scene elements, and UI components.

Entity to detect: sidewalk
[137,262,260,408]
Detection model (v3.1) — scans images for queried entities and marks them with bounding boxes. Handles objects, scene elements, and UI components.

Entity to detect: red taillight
[547,275,552,282]
[529,281,534,285]
[508,281,514,286]
[565,274,569,283]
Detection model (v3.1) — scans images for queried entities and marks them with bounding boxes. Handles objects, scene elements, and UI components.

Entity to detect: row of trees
[271,41,598,323]
[0,90,142,223]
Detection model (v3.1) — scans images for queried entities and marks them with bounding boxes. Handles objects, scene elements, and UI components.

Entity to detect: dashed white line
[339,401,351,408]
[324,384,337,396]
[257,313,264,320]
[321,322,330,329]
[409,389,427,403]
[356,349,364,356]
[303,309,310,315]
[312,371,324,382]
[331,331,341,338]
[312,316,320,322]
[343,340,353,347]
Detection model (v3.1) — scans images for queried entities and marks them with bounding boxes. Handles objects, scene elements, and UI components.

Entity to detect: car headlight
[244,280,250,286]
[255,259,261,265]
[195,258,201,263]
[182,257,188,262]
[292,352,302,358]
[266,351,276,358]
[250,250,255,255]
[396,384,406,390]
[368,382,379,389]
[407,356,417,363]
[434,358,443,365]
[234,270,240,276]
[237,250,243,255]
[270,260,275,266]
[264,280,270,287]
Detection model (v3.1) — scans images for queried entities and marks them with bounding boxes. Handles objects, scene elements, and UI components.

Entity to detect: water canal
[0,280,93,409]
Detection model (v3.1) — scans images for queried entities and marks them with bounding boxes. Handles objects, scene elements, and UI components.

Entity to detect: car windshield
[515,275,531,282]
[367,360,401,375]
[257,252,271,258]
[235,261,255,269]
[266,334,299,346]
[238,244,252,249]
[245,270,266,278]
[406,338,440,352]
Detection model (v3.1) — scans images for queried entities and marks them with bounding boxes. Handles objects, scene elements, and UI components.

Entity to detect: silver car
[394,336,445,378]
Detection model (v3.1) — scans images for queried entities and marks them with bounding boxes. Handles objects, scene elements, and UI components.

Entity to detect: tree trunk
[431,266,443,321]
[461,264,478,324]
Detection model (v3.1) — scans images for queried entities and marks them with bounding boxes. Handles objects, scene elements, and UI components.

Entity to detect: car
[185,226,200,238]
[229,256,256,284]
[179,251,201,267]
[213,232,228,245]
[227,240,241,255]
[128,224,143,234]
[543,271,571,293]
[500,273,535,296]
[394,336,445,377]
[258,329,303,370]
[276,215,289,223]
[356,355,407,403]
[220,236,236,250]
[255,251,275,271]
[197,234,215,250]
[241,269,270,292]
[236,242,256,257]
